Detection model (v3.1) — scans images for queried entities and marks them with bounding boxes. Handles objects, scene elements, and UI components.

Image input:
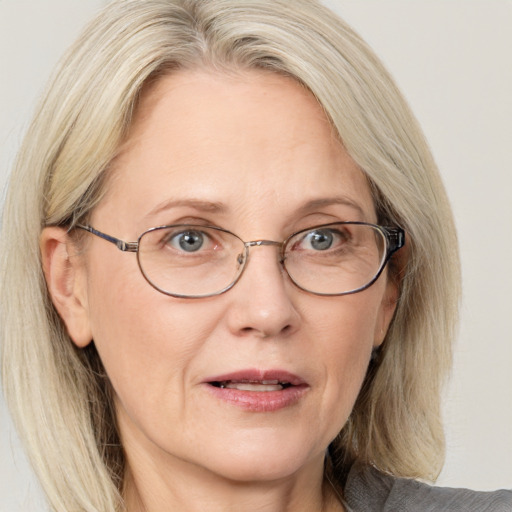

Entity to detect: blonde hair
[1,0,460,510]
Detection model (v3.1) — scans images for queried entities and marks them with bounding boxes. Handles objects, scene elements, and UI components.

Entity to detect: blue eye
[170,231,205,252]
[304,230,334,250]
[292,227,351,253]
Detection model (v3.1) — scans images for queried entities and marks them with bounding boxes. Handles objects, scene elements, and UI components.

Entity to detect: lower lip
[204,384,309,412]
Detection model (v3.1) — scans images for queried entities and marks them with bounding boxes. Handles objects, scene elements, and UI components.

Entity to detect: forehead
[96,69,375,233]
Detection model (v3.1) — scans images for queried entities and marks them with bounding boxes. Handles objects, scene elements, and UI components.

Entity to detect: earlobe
[40,227,93,348]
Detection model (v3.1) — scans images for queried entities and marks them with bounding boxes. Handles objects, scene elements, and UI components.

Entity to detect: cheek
[83,250,219,418]
[307,292,384,433]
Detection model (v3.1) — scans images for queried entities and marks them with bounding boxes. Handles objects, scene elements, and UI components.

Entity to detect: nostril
[281,324,293,335]
[239,324,293,338]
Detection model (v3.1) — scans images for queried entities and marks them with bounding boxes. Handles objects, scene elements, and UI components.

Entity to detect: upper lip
[203,369,307,386]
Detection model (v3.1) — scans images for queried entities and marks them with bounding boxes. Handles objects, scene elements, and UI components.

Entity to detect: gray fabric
[343,463,512,511]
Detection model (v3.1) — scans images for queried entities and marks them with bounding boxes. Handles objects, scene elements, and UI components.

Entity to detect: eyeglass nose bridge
[245,239,282,248]
[238,239,286,268]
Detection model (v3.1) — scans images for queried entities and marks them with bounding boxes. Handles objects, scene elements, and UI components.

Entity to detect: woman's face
[61,70,397,483]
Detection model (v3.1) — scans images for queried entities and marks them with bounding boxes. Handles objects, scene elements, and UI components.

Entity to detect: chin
[194,431,325,483]
[208,457,310,484]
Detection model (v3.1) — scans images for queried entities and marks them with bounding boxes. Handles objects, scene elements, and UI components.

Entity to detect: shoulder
[343,463,512,512]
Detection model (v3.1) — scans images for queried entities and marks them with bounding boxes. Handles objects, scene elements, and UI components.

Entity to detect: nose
[224,243,301,339]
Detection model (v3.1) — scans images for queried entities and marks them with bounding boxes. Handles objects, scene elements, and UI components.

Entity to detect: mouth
[203,369,309,412]
[210,379,293,391]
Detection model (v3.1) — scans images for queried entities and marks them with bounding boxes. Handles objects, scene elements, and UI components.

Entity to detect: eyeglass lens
[136,223,388,298]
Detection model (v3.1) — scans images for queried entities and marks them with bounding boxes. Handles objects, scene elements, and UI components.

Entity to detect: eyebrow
[144,198,226,219]
[143,195,367,221]
[295,196,367,218]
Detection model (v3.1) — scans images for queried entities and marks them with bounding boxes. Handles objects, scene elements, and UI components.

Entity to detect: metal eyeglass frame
[76,222,405,299]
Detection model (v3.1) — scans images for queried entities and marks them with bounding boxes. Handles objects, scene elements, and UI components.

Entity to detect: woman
[1,0,510,511]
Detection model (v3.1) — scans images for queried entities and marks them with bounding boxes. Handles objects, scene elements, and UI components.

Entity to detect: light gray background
[1,1,511,510]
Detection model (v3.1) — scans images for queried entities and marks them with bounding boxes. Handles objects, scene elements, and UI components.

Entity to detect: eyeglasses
[77,222,405,299]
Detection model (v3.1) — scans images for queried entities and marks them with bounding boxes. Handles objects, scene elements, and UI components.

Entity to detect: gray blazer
[343,463,512,511]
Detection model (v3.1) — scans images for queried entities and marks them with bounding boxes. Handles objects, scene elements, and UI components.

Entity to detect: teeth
[214,379,293,391]
[225,382,283,392]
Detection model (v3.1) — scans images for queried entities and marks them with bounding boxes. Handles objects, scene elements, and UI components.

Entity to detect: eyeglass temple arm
[76,225,139,252]
[385,227,405,254]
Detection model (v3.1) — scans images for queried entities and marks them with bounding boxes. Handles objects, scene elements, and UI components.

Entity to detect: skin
[41,69,398,512]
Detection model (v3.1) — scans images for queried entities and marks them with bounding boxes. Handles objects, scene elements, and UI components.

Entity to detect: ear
[373,278,399,348]
[374,235,409,347]
[40,227,93,348]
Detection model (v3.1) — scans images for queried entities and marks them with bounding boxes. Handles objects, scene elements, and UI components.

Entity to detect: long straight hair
[1,1,460,510]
